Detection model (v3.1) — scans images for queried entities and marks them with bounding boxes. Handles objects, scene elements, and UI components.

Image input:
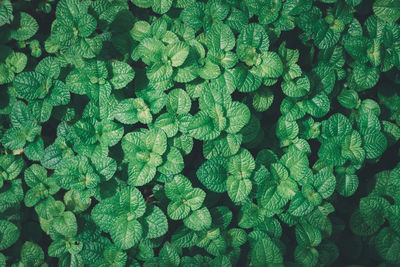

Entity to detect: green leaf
[98,120,124,147]
[237,23,269,53]
[375,227,400,262]
[295,223,322,247]
[338,89,359,109]
[110,61,135,89]
[128,161,157,186]
[321,113,352,139]
[313,169,336,199]
[254,52,283,78]
[0,0,13,27]
[0,220,19,250]
[314,19,340,49]
[227,176,252,203]
[6,52,27,73]
[281,75,310,97]
[0,154,24,181]
[303,92,330,118]
[310,62,335,94]
[41,144,63,170]
[24,164,47,187]
[188,111,220,140]
[341,130,365,163]
[353,63,379,91]
[11,12,39,41]
[143,205,168,239]
[350,209,380,236]
[152,0,173,14]
[196,157,228,193]
[167,201,191,220]
[206,22,235,52]
[111,217,143,250]
[165,175,192,201]
[166,88,191,115]
[185,188,206,210]
[373,0,400,22]
[167,42,190,67]
[158,146,184,175]
[336,173,358,197]
[294,246,318,267]
[14,71,46,100]
[252,87,274,112]
[276,117,299,141]
[184,207,212,231]
[227,149,255,180]
[363,129,387,159]
[234,64,262,93]
[77,14,97,37]
[52,211,77,237]
[225,101,251,134]
[227,228,247,247]
[388,205,400,235]
[288,193,314,216]
[20,241,45,266]
[250,238,283,266]
[360,196,389,228]
[198,59,221,80]
[159,242,180,266]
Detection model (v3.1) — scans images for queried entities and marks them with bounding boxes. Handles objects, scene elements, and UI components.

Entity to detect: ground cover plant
[0,0,400,266]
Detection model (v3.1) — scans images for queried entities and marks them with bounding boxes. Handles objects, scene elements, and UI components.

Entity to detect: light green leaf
[321,113,352,139]
[187,111,220,140]
[313,168,336,199]
[128,161,157,186]
[289,193,314,216]
[254,52,283,78]
[206,22,235,52]
[341,130,365,163]
[165,175,192,201]
[227,149,255,180]
[225,101,250,133]
[198,59,221,80]
[14,71,46,100]
[143,205,168,239]
[77,14,97,37]
[303,92,330,118]
[111,217,142,250]
[110,61,135,89]
[20,241,45,266]
[152,0,173,14]
[184,207,212,231]
[158,147,184,175]
[167,42,190,67]
[11,12,38,41]
[6,52,27,73]
[227,176,252,203]
[336,173,358,197]
[281,75,310,97]
[373,0,400,22]
[353,63,379,91]
[167,201,191,220]
[52,211,77,237]
[166,88,191,115]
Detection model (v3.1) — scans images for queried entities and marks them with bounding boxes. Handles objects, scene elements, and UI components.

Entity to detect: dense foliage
[1,0,400,266]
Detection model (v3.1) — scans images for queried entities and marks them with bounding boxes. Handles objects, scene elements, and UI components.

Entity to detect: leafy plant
[0,0,400,266]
